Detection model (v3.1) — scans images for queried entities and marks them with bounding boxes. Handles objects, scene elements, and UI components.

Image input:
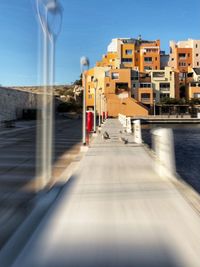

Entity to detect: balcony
[141,98,151,103]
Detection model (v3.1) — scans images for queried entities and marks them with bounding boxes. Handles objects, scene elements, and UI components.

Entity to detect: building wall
[96,52,119,68]
[85,67,148,117]
[139,40,160,72]
[151,67,178,102]
[188,85,200,99]
[169,39,200,71]
[137,88,154,105]
[107,38,161,72]
[0,87,39,123]
[120,43,135,68]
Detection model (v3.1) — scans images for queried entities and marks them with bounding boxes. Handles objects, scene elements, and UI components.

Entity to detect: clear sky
[0,0,200,86]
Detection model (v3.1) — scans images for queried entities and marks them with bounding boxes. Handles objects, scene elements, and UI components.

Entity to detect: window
[125,49,133,55]
[144,57,152,62]
[160,93,170,98]
[193,93,200,98]
[191,82,197,87]
[122,58,132,63]
[105,71,110,77]
[196,54,199,57]
[111,72,119,79]
[179,62,186,66]
[146,48,159,53]
[153,72,165,78]
[160,83,170,91]
[155,57,157,61]
[171,58,174,61]
[197,62,199,66]
[188,53,190,57]
[144,66,152,70]
[178,53,186,59]
[106,83,110,87]
[141,93,150,102]
[196,44,198,48]
[140,83,151,88]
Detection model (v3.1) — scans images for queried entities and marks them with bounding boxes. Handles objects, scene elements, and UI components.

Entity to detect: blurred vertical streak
[35,0,63,190]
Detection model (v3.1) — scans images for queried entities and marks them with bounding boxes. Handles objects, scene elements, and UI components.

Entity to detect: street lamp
[153,99,156,117]
[80,56,90,145]
[104,96,107,119]
[36,0,63,189]
[93,78,98,133]
[98,88,102,127]
[101,93,105,122]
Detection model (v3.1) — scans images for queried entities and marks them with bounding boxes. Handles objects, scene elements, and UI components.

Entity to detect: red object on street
[86,111,93,132]
[102,112,105,120]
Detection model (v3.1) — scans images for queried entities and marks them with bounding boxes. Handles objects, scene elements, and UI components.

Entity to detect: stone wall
[0,87,39,123]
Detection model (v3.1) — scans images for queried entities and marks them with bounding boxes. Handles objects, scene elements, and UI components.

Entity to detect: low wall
[0,87,39,123]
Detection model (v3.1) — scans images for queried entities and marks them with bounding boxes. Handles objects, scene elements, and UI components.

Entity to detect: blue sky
[0,0,200,86]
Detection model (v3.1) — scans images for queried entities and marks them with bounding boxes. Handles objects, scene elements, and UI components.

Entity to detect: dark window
[178,53,186,58]
[144,66,152,70]
[141,93,150,99]
[140,83,151,88]
[144,57,152,62]
[153,72,165,78]
[160,83,170,91]
[122,58,132,63]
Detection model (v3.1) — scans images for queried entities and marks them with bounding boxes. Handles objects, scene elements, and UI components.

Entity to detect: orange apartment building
[85,66,148,117]
[169,39,200,73]
[84,36,176,117]
[107,37,160,72]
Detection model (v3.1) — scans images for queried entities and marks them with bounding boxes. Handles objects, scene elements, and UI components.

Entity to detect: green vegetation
[56,102,82,113]
[159,97,187,105]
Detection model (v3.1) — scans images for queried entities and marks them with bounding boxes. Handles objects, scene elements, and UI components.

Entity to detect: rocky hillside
[10,84,83,104]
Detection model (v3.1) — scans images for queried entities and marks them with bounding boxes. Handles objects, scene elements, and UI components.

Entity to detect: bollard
[86,111,93,133]
[133,120,142,144]
[126,117,132,133]
[151,128,176,178]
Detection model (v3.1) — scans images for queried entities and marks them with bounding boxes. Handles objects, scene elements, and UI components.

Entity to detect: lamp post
[104,96,107,119]
[36,0,63,189]
[98,88,102,127]
[153,99,156,117]
[80,56,90,145]
[93,78,98,133]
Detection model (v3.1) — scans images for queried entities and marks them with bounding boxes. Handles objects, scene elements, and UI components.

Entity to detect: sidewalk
[9,119,200,267]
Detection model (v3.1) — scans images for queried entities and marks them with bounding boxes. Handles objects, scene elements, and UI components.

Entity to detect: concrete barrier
[118,114,132,133]
[133,120,142,144]
[151,128,176,178]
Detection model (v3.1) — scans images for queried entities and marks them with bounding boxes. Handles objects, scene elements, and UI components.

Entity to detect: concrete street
[10,119,200,267]
[0,116,82,248]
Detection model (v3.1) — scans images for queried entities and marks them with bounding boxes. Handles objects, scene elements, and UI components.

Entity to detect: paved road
[0,116,82,249]
[10,119,200,267]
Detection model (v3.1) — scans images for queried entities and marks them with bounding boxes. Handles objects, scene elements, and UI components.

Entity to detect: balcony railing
[141,98,151,103]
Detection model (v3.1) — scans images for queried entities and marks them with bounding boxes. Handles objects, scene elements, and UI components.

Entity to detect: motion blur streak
[35,0,63,189]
